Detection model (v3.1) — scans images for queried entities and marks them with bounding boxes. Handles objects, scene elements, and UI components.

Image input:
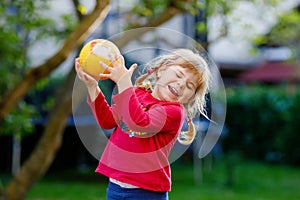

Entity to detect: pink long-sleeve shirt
[87,87,185,192]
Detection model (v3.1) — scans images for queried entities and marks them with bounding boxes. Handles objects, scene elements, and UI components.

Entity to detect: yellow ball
[79,39,121,80]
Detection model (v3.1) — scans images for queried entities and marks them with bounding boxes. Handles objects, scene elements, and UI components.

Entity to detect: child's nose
[177,80,185,89]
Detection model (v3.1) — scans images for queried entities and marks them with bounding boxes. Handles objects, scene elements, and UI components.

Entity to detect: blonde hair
[135,49,211,145]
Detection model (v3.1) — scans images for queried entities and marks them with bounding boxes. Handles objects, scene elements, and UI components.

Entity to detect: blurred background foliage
[0,0,49,138]
[253,5,300,58]
[0,0,73,138]
[225,85,300,166]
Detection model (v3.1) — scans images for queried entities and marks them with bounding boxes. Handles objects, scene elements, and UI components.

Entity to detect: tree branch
[113,7,182,48]
[0,0,110,123]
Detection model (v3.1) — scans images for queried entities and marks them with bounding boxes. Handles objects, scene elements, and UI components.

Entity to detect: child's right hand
[74,58,98,89]
[75,58,100,101]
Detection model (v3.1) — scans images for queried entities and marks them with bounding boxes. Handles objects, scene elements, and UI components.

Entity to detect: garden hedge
[223,85,300,166]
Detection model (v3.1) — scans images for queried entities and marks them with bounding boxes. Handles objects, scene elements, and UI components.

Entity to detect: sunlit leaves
[126,0,202,27]
[174,0,202,15]
[195,21,207,33]
[272,10,300,45]
[77,4,87,15]
[253,7,300,58]
[0,101,36,137]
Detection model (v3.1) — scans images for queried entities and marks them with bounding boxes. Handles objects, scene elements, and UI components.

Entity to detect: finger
[74,58,80,70]
[129,63,138,73]
[75,64,84,79]
[110,54,124,66]
[75,63,91,81]
[75,59,81,71]
[116,54,124,65]
[83,71,93,79]
[99,73,111,79]
[99,61,112,71]
[78,70,87,81]
[82,73,88,81]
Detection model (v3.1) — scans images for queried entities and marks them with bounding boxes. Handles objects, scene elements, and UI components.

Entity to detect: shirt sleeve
[111,87,184,137]
[87,91,117,130]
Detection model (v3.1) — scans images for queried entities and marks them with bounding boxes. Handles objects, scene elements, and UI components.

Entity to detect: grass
[2,159,300,200]
[169,159,300,200]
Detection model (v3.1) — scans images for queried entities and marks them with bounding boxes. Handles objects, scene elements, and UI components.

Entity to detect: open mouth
[168,85,179,97]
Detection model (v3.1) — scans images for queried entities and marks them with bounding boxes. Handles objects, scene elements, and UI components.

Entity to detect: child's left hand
[99,54,138,93]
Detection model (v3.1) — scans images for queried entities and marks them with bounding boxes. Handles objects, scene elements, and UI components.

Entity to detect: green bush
[223,85,300,166]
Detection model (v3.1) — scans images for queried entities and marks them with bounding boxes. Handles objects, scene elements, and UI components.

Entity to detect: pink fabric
[87,87,185,192]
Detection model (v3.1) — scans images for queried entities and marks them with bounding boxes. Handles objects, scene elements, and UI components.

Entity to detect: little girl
[75,48,211,200]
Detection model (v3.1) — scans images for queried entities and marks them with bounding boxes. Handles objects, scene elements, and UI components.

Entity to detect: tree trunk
[3,69,77,200]
[0,180,4,200]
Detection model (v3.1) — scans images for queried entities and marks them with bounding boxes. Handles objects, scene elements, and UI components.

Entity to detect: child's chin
[166,97,179,103]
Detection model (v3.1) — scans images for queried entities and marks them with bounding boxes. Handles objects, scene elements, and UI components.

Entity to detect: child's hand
[99,54,137,93]
[74,58,100,101]
[99,55,137,83]
[74,58,98,88]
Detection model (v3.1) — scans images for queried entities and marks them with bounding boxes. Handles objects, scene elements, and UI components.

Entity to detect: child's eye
[176,72,182,78]
[187,82,195,90]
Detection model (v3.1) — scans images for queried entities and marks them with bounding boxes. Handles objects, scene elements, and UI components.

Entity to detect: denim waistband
[107,181,168,200]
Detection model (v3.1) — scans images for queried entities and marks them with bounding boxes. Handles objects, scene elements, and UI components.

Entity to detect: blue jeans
[106,181,169,200]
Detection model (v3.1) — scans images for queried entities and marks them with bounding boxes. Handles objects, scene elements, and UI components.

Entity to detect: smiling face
[152,65,200,104]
